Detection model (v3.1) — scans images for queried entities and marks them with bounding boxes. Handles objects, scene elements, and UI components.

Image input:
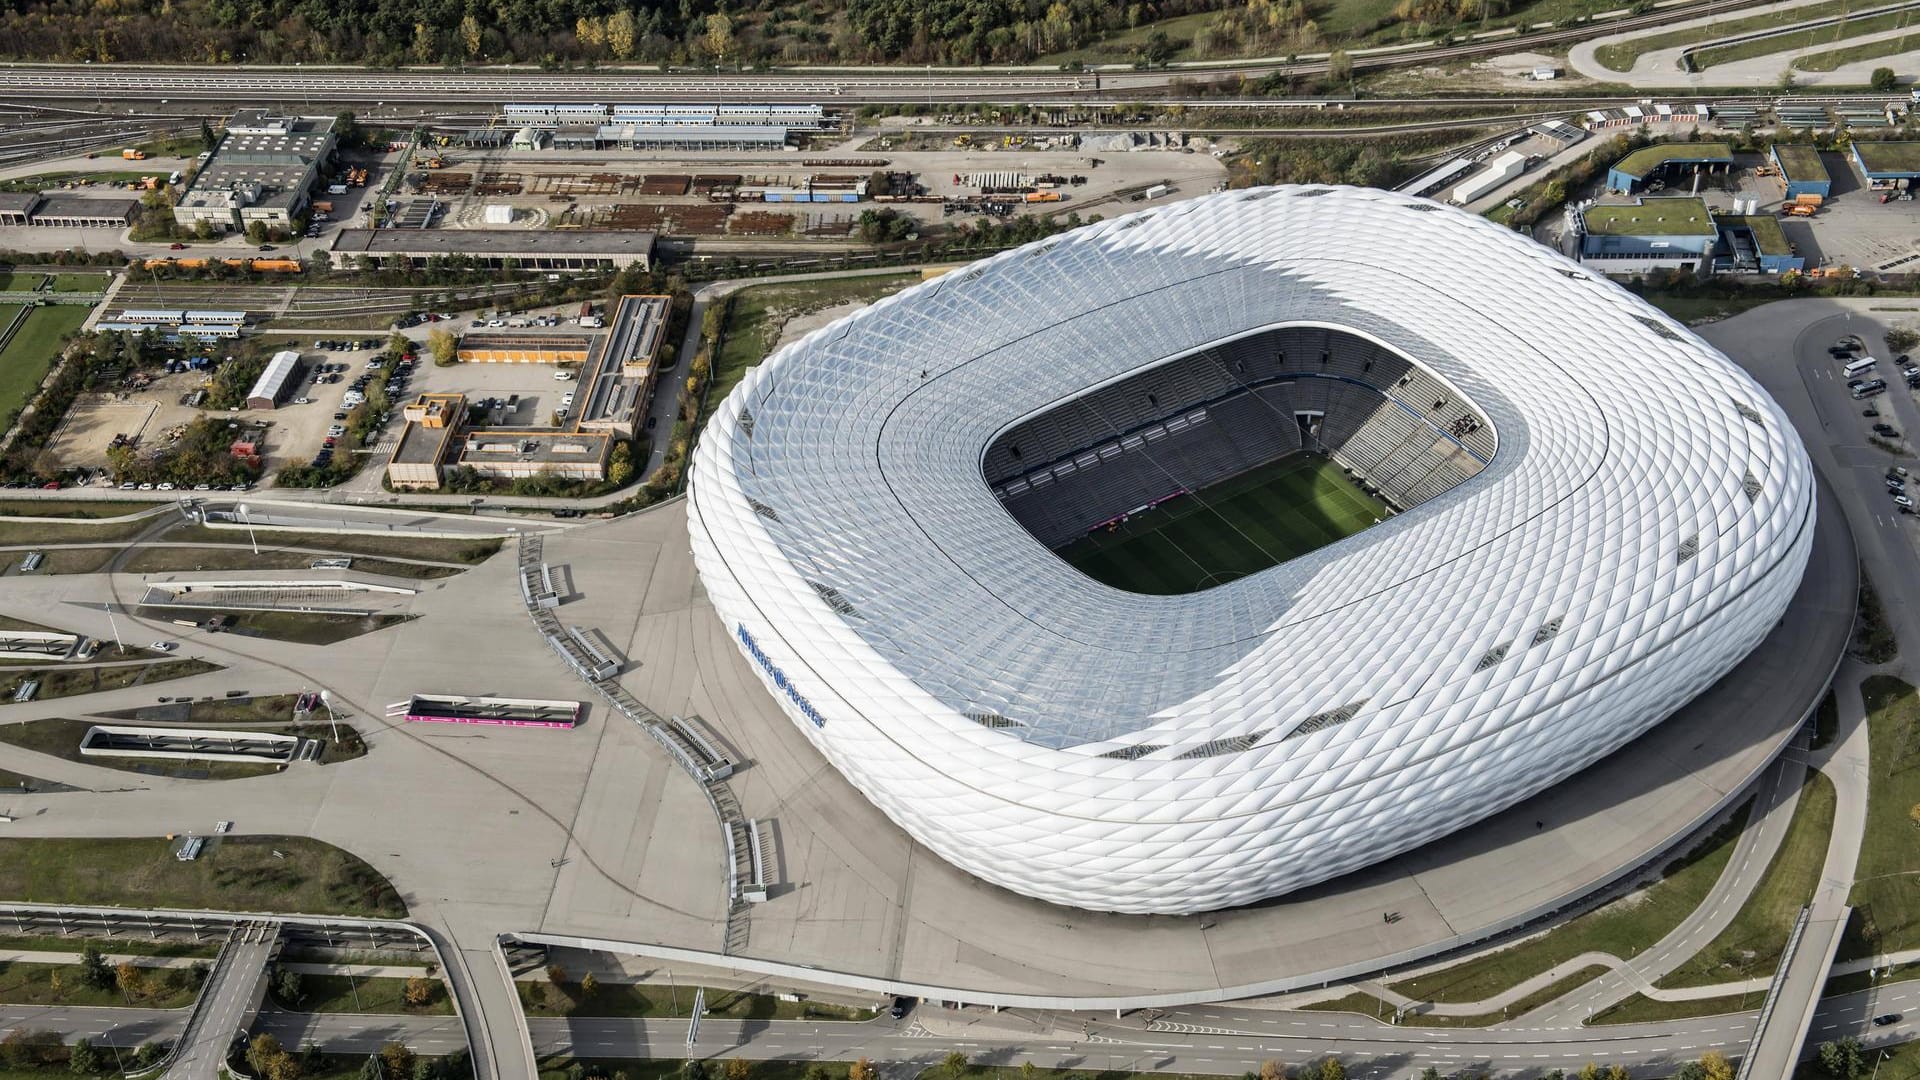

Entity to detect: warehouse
[28,195,139,228]
[1769,144,1831,200]
[1605,143,1732,194]
[1851,142,1920,190]
[1714,212,1804,275]
[1576,197,1719,273]
[1450,151,1528,205]
[456,333,595,364]
[385,390,615,487]
[174,110,337,233]
[387,393,467,488]
[328,229,654,271]
[246,350,303,410]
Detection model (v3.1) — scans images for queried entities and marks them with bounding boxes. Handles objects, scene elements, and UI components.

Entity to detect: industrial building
[607,295,670,376]
[688,184,1813,914]
[246,350,303,410]
[1573,197,1802,276]
[385,391,615,488]
[1851,142,1920,190]
[1770,144,1832,200]
[26,195,139,228]
[0,193,39,226]
[173,110,337,233]
[1450,151,1529,205]
[456,334,595,364]
[491,102,827,152]
[1605,143,1733,194]
[328,229,654,271]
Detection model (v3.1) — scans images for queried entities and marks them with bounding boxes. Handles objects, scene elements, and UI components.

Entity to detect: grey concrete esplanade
[521,465,1853,1007]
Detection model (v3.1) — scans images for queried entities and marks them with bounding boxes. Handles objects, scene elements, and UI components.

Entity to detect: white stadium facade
[687,184,1817,916]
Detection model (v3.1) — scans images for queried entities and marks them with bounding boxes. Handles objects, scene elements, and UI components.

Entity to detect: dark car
[1865,407,1881,416]
[1876,424,1900,437]
[888,996,911,1019]
[1875,1013,1903,1026]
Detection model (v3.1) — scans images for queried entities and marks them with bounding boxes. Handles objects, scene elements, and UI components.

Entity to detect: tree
[427,327,459,365]
[606,9,637,59]
[1886,324,1920,353]
[1314,1058,1345,1080]
[249,1035,302,1080]
[848,1059,876,1080]
[1818,1038,1867,1078]
[403,976,434,1008]
[459,14,482,58]
[578,972,599,999]
[274,968,305,1006]
[68,1039,101,1075]
[116,961,146,997]
[704,13,735,62]
[1699,1050,1734,1080]
[1326,48,1352,85]
[1018,1064,1037,1080]
[722,1060,753,1080]
[246,221,269,244]
[1873,66,1899,92]
[77,945,113,991]
[379,1042,415,1080]
[545,964,568,989]
[410,22,437,64]
[607,441,634,488]
[1258,1062,1283,1080]
[200,118,219,151]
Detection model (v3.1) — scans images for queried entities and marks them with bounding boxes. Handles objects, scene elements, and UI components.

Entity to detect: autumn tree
[409,22,436,64]
[606,10,637,59]
[379,1041,415,1080]
[427,327,458,365]
[115,962,145,998]
[1700,1050,1734,1080]
[848,1059,876,1080]
[721,1059,753,1080]
[578,972,599,998]
[403,976,435,1008]
[940,1052,968,1079]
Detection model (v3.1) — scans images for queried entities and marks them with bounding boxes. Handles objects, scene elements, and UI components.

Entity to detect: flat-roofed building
[246,350,303,410]
[174,110,336,233]
[29,195,138,228]
[387,393,468,488]
[455,430,613,482]
[329,229,654,271]
[608,295,671,377]
[456,333,596,364]
[0,193,40,226]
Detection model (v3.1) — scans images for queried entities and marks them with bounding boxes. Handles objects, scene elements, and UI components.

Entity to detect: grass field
[1056,454,1386,595]
[120,547,465,579]
[1657,770,1835,987]
[0,499,150,519]
[1589,989,1759,1025]
[0,836,405,917]
[0,658,220,702]
[1795,27,1920,68]
[1592,0,1858,70]
[1389,800,1750,1004]
[1842,676,1920,961]
[1307,965,1608,1026]
[1693,6,1920,68]
[273,972,453,1016]
[0,305,87,424]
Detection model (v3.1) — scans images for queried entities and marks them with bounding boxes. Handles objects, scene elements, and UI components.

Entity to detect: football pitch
[1058,454,1388,595]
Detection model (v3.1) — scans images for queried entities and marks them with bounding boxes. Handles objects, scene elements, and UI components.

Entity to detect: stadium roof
[688,185,1815,914]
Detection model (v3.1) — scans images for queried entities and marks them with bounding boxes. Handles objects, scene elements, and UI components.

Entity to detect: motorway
[0,0,1818,105]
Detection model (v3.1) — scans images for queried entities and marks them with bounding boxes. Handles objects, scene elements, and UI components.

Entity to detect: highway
[0,0,1823,106]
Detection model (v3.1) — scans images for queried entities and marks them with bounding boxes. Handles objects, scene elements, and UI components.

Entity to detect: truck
[121,148,146,160]
[326,184,349,195]
[1144,183,1171,200]
[311,200,333,213]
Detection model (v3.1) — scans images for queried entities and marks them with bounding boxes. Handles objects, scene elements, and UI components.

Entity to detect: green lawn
[158,525,500,564]
[1588,989,1760,1025]
[0,933,217,959]
[1306,965,1608,1026]
[48,275,109,293]
[0,658,221,702]
[1592,0,1860,70]
[0,958,202,1009]
[1796,28,1920,68]
[0,516,156,545]
[1055,454,1387,595]
[519,980,875,1021]
[1388,800,1751,1004]
[0,715,363,776]
[1658,770,1836,987]
[705,273,918,435]
[1842,676,1920,960]
[1693,6,1920,68]
[273,972,453,1016]
[1643,292,1783,325]
[0,499,150,519]
[0,304,88,424]
[211,610,416,646]
[0,836,405,917]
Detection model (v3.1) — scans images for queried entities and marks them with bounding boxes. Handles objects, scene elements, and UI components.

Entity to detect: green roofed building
[1852,142,1920,190]
[1607,143,1733,194]
[1769,144,1830,200]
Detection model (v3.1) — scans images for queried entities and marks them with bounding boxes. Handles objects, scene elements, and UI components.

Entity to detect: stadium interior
[984,325,1497,594]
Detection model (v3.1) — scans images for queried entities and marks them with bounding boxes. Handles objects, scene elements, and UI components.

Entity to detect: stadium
[686,184,1817,916]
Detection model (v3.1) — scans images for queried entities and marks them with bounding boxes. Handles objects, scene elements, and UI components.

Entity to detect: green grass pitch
[1057,454,1388,595]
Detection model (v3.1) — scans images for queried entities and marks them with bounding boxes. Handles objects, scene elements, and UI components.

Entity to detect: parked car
[1896,494,1915,508]
[889,997,912,1019]
[149,641,176,651]
[1876,1014,1904,1026]
[1875,423,1900,437]
[293,397,311,405]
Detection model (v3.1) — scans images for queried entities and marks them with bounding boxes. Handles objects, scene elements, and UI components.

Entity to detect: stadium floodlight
[688,185,1815,915]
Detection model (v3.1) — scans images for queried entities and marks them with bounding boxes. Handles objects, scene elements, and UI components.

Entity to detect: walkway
[1567,0,1920,86]
[163,921,279,1080]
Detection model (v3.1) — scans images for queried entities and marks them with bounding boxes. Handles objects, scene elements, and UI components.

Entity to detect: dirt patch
[41,370,215,470]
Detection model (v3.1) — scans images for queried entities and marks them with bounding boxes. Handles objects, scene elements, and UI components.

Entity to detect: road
[163,923,278,1080]
[0,0,1813,106]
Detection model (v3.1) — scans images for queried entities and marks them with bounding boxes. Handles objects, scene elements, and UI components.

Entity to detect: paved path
[163,923,278,1080]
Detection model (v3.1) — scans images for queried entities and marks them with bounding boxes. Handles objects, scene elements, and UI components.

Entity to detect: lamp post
[236,502,259,555]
